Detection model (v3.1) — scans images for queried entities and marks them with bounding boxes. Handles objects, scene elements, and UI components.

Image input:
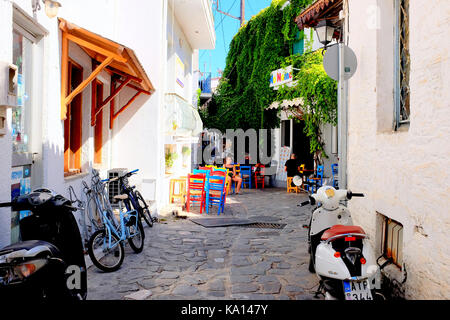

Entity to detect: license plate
[343,280,373,300]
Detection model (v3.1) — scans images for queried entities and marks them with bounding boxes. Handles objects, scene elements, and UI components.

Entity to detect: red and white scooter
[295,181,385,300]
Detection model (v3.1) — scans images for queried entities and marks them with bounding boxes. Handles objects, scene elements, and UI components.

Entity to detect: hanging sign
[269,66,293,88]
[175,54,185,89]
[323,44,358,81]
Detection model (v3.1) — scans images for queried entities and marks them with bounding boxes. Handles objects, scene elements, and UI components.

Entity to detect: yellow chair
[169,177,187,204]
[287,177,300,193]
[299,164,305,174]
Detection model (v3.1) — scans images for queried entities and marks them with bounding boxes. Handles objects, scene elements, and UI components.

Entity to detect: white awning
[164,94,203,138]
[266,97,305,110]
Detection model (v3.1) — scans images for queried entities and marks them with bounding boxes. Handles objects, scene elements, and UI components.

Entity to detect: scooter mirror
[293,175,302,187]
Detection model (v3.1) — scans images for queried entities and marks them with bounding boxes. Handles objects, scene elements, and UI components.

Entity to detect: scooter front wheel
[308,252,315,273]
[88,229,124,272]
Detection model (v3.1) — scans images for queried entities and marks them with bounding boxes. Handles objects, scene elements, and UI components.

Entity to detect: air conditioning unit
[0,62,18,136]
[107,168,128,206]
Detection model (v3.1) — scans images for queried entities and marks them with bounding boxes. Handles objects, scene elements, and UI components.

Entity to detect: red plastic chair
[254,164,265,189]
[186,173,206,213]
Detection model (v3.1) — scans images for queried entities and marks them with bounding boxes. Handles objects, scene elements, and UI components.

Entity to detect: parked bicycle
[68,168,118,250]
[87,195,144,272]
[113,169,155,228]
[68,183,102,251]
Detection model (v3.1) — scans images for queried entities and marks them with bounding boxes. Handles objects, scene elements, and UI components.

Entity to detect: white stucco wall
[0,1,13,247]
[110,0,165,207]
[0,0,212,246]
[347,0,450,299]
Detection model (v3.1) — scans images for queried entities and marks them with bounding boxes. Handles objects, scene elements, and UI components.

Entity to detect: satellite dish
[323,44,357,81]
[293,175,303,187]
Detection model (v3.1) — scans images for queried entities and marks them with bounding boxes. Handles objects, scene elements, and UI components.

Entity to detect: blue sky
[199,0,273,79]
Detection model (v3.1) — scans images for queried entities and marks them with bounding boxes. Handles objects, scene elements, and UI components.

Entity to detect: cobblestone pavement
[87,188,321,300]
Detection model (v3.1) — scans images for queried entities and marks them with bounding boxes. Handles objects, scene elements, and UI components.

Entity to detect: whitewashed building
[0,0,215,247]
[345,0,450,300]
[296,0,450,299]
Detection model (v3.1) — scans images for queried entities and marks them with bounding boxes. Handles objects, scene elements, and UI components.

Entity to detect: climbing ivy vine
[277,49,338,162]
[200,0,337,163]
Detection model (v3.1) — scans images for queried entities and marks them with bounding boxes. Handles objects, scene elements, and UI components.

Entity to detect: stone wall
[347,0,450,299]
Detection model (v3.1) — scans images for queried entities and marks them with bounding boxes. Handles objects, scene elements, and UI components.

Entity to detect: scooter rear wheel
[88,229,124,272]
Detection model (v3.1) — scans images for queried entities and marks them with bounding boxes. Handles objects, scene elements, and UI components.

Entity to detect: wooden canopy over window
[59,18,155,127]
[295,0,343,37]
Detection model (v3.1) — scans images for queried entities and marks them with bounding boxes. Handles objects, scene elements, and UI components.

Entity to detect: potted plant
[181,146,191,167]
[165,151,178,174]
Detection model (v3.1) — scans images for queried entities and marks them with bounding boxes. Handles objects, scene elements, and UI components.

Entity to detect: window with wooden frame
[380,214,404,269]
[394,0,410,129]
[64,59,83,176]
[92,79,104,164]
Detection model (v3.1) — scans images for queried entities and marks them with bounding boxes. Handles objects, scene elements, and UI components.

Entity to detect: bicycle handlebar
[94,169,139,185]
[0,202,12,208]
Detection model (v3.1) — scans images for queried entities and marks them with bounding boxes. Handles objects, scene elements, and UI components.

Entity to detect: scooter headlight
[13,259,47,279]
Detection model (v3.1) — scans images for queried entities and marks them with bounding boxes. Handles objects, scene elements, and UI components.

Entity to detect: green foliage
[182,146,191,156]
[200,0,337,162]
[200,0,313,131]
[196,88,201,107]
[276,50,338,161]
[165,151,178,168]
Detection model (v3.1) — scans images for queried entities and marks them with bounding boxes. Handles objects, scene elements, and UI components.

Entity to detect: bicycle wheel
[128,221,145,253]
[88,229,124,272]
[135,191,153,227]
[87,195,103,231]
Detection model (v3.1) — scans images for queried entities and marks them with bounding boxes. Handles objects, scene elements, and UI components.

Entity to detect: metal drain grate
[237,222,286,229]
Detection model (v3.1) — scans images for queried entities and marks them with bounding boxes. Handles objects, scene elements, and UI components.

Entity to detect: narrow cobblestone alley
[87,188,320,300]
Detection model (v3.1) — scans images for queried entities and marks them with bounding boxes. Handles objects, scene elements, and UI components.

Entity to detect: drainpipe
[337,6,348,189]
[337,43,346,189]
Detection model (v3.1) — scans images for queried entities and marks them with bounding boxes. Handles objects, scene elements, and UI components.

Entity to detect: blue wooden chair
[240,165,252,189]
[207,175,226,215]
[194,169,211,207]
[307,165,324,193]
[331,163,338,189]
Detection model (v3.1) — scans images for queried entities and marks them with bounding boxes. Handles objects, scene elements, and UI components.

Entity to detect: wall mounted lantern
[314,19,335,49]
[32,0,62,19]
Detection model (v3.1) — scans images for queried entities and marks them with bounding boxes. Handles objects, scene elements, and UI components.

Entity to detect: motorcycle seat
[0,240,60,258]
[321,225,366,241]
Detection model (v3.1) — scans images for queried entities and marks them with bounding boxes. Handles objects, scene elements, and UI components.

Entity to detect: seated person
[224,157,242,195]
[284,153,301,186]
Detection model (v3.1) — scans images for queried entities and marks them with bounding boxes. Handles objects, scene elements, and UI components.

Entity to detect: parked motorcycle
[0,189,87,301]
[297,183,385,300]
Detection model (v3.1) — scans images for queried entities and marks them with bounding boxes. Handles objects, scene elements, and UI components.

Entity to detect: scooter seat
[321,225,366,241]
[0,240,60,257]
